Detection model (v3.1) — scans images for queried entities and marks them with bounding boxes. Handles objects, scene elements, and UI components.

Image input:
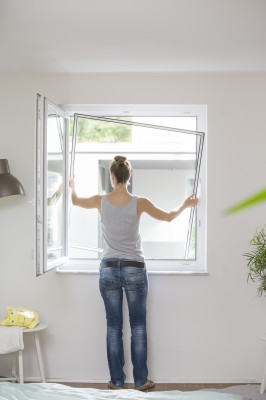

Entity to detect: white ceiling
[0,0,266,73]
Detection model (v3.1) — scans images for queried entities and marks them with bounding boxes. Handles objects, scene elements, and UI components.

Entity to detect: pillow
[1,307,39,329]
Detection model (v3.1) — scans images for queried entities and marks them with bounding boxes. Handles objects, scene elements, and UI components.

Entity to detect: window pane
[47,113,64,261]
[187,210,196,259]
[69,116,200,260]
[70,117,132,143]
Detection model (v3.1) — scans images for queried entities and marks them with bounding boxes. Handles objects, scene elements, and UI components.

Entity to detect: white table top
[23,322,48,333]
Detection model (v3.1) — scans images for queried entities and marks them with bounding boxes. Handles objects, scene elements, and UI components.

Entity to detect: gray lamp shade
[0,159,25,200]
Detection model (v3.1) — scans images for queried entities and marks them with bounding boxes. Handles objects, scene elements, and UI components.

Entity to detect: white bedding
[0,382,244,400]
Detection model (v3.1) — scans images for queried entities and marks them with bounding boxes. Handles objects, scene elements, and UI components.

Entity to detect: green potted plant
[243,226,266,296]
[224,187,266,295]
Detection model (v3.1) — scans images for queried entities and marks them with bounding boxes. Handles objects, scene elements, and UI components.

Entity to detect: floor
[62,382,256,392]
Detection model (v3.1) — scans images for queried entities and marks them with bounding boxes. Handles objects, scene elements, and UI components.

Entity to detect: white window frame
[35,95,70,276]
[57,104,207,276]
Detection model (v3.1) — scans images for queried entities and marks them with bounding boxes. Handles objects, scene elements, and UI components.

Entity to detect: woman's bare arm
[69,175,102,213]
[138,194,198,222]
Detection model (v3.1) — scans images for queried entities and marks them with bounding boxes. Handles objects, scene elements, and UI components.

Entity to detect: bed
[0,382,245,400]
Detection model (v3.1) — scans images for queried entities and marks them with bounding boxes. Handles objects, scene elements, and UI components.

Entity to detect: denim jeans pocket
[99,267,120,290]
[100,267,112,280]
[123,269,145,284]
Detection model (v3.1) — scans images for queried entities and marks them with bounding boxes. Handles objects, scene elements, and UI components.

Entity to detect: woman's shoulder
[135,195,148,204]
[95,194,103,206]
[137,196,150,204]
[137,197,152,217]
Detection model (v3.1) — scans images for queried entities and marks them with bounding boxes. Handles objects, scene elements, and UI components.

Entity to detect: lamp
[0,159,25,204]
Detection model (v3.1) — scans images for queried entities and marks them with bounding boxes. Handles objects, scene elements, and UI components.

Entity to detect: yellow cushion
[1,307,39,329]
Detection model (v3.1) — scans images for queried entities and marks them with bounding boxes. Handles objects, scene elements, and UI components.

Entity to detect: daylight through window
[69,115,202,261]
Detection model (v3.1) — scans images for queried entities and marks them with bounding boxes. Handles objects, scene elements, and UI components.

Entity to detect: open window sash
[70,114,205,260]
[184,133,205,259]
[35,95,70,276]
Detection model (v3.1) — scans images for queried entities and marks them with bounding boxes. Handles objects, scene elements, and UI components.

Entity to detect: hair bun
[110,155,131,184]
[114,155,127,166]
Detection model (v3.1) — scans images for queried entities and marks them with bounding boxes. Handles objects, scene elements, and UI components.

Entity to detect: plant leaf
[224,188,266,215]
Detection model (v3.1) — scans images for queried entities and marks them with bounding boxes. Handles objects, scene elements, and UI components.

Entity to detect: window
[36,102,206,276]
[35,95,69,275]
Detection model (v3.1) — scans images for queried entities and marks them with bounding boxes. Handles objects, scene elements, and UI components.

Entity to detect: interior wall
[0,72,266,383]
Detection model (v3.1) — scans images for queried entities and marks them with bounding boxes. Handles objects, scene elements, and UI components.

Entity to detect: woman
[69,155,198,391]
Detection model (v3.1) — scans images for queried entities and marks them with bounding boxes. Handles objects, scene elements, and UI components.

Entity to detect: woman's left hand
[183,194,198,209]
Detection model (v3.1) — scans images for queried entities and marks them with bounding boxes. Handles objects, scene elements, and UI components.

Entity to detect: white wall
[0,72,266,383]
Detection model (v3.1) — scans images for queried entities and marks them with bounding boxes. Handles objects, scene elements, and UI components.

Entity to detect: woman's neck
[112,184,128,193]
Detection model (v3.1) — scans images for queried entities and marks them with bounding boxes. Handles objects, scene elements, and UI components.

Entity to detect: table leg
[11,353,17,382]
[261,355,266,394]
[18,350,23,384]
[34,332,46,382]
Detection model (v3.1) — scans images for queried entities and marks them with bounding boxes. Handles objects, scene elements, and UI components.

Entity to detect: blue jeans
[99,259,148,387]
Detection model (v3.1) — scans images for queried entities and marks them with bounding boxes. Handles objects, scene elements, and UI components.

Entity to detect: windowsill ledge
[56,268,208,276]
[56,259,208,276]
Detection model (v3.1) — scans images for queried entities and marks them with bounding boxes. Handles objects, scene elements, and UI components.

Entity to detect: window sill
[57,270,208,276]
[56,259,208,276]
[56,267,208,276]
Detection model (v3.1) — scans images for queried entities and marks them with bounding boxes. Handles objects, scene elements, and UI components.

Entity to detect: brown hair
[110,155,131,184]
